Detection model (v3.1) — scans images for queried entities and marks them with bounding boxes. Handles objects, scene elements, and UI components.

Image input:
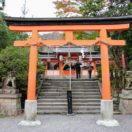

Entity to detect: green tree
[0,12,28,50]
[80,0,104,17]
[54,0,132,17]
[54,0,80,17]
[0,14,10,50]
[104,0,132,17]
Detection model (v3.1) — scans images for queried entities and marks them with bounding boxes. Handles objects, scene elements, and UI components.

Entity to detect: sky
[4,0,56,17]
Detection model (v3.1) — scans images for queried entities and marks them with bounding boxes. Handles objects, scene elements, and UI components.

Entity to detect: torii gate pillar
[96,29,119,127]
[18,30,41,126]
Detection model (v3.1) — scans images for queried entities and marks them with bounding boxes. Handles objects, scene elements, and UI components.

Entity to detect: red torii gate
[5,17,130,126]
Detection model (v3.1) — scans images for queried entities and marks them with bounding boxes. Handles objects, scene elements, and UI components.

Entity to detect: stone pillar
[0,71,21,116]
[119,89,132,114]
[0,94,21,116]
[96,100,119,127]
[96,29,119,127]
[18,30,41,126]
[18,100,41,126]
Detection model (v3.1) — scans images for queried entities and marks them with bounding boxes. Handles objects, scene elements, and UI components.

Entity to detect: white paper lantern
[59,55,63,61]
[79,55,82,61]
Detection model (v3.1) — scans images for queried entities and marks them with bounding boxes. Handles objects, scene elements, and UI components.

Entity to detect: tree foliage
[54,0,80,17]
[0,12,28,50]
[0,14,10,50]
[104,0,132,17]
[80,0,104,17]
[54,0,132,17]
[0,47,29,86]
[74,31,99,40]
[0,46,44,87]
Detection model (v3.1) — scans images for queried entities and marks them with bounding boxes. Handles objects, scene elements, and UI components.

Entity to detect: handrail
[36,74,45,99]
[97,80,102,95]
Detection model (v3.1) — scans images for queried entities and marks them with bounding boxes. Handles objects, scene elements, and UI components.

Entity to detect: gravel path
[0,114,132,132]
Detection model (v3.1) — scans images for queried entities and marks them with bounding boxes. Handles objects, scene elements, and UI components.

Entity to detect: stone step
[40,91,100,93]
[73,105,100,109]
[40,89,100,92]
[37,103,100,106]
[44,82,97,84]
[37,98,101,103]
[39,92,101,96]
[37,106,67,109]
[44,82,98,84]
[44,80,97,82]
[37,104,100,113]
[41,86,99,90]
[37,79,101,114]
[37,105,100,109]
[40,88,99,92]
[37,110,67,114]
[38,103,67,106]
[73,110,100,114]
[39,95,101,99]
[38,108,119,114]
[43,81,98,84]
[43,82,98,86]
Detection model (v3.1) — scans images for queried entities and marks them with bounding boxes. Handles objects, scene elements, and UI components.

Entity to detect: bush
[129,60,132,70]
[0,46,44,108]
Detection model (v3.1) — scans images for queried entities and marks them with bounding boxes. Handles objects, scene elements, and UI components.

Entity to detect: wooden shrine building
[39,45,100,78]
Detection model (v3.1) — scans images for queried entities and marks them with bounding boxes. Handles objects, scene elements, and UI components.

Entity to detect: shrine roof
[4,16,132,26]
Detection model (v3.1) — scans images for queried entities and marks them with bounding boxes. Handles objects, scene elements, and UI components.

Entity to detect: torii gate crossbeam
[10,24,128,101]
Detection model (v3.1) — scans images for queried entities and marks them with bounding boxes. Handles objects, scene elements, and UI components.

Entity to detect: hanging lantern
[47,58,51,62]
[79,55,82,61]
[81,48,85,58]
[55,47,58,58]
[89,57,93,62]
[59,55,63,61]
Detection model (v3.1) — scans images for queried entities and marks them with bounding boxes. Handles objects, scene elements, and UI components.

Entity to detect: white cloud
[4,0,56,17]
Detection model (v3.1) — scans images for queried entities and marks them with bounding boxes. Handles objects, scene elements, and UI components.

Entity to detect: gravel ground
[0,114,132,132]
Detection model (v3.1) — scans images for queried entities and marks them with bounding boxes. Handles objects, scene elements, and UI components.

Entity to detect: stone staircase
[37,79,101,114]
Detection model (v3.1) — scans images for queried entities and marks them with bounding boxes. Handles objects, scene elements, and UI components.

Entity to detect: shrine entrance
[5,16,131,126]
[43,46,97,79]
